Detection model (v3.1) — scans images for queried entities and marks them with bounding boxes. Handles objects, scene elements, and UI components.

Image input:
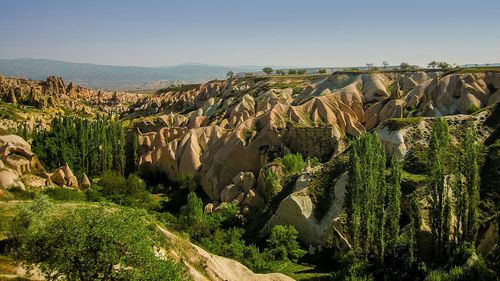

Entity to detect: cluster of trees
[345,133,405,262]
[262,67,308,76]
[428,61,454,70]
[11,196,184,281]
[428,119,480,259]
[344,118,483,278]
[365,62,390,70]
[32,116,126,176]
[175,192,306,272]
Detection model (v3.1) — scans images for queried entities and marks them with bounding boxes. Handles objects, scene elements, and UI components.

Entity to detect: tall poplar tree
[345,133,388,261]
[386,157,402,254]
[462,122,479,243]
[428,118,451,257]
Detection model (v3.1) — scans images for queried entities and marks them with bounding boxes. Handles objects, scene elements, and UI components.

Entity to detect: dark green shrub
[43,187,86,201]
[264,225,305,262]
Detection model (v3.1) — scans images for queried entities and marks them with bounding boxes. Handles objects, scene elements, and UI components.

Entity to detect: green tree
[428,118,452,257]
[288,69,297,75]
[265,225,305,262]
[400,62,411,70]
[345,133,387,261]
[13,200,184,281]
[437,61,452,70]
[408,193,421,265]
[296,69,307,75]
[183,192,204,225]
[462,123,480,243]
[317,69,327,74]
[125,129,139,175]
[262,67,273,75]
[346,148,362,251]
[226,70,234,79]
[281,153,306,176]
[275,69,286,75]
[386,157,402,254]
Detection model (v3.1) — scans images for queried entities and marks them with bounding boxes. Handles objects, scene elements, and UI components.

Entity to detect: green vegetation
[32,116,126,176]
[241,125,256,144]
[262,67,273,75]
[384,117,423,131]
[169,191,308,274]
[467,103,480,114]
[281,153,306,175]
[275,69,286,75]
[11,197,185,281]
[428,118,452,258]
[345,132,389,261]
[339,122,494,280]
[156,83,201,93]
[263,168,281,198]
[93,172,161,210]
[266,225,306,262]
[271,82,304,95]
[309,154,348,220]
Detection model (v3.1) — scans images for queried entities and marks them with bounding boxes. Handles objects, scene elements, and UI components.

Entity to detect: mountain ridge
[0,58,268,89]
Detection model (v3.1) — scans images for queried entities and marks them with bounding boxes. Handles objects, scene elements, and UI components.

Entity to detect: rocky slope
[128,70,500,205]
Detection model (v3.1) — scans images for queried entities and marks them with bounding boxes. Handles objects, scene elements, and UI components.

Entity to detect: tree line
[345,118,480,275]
[32,116,126,177]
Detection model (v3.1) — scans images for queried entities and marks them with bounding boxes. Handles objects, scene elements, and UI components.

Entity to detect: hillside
[0,68,499,280]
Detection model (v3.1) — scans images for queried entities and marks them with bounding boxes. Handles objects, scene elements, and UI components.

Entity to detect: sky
[1,0,499,67]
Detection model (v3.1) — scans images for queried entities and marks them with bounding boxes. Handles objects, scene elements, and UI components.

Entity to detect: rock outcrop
[0,135,81,190]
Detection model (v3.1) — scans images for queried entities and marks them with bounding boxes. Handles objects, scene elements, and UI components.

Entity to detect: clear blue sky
[1,0,499,67]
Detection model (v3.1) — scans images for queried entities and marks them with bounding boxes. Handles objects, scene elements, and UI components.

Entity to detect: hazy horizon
[1,0,500,67]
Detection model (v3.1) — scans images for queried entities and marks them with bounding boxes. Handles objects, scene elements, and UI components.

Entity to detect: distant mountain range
[0,59,266,89]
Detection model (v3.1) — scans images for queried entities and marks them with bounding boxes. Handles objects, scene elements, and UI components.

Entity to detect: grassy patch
[43,187,87,201]
[155,83,201,94]
[268,260,331,280]
[401,171,428,194]
[383,117,423,131]
[271,82,304,95]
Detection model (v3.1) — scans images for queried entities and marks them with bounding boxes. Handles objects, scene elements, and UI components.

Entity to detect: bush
[467,104,480,114]
[424,256,496,281]
[263,168,281,198]
[281,153,306,176]
[85,185,105,202]
[200,228,246,260]
[265,225,305,262]
[97,172,160,210]
[12,202,184,281]
[43,187,86,201]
